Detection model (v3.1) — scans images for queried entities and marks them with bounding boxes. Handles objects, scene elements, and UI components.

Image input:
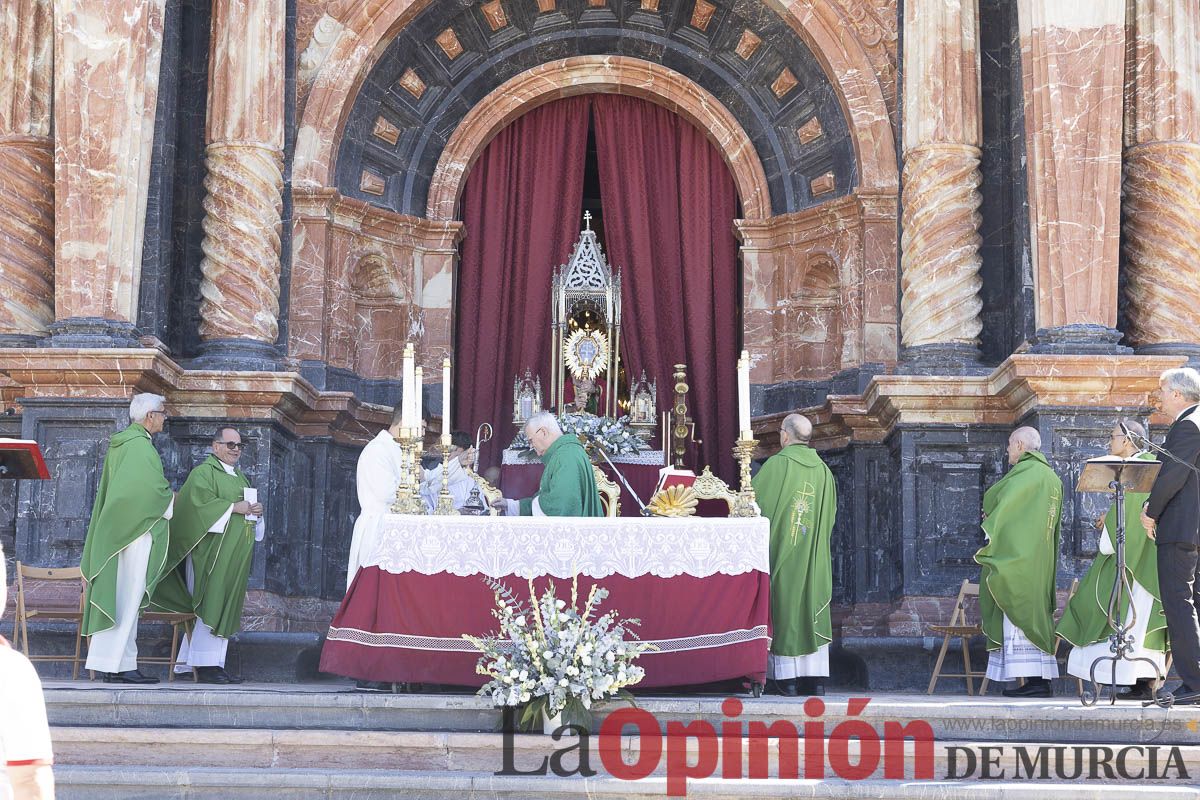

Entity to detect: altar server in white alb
[346,405,407,589]
[421,430,482,511]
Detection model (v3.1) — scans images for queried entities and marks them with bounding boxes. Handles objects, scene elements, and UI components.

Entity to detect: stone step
[49,725,1200,780]
[49,766,1200,800]
[41,682,1200,745]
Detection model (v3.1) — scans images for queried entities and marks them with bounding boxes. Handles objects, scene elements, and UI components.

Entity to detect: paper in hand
[244,487,258,521]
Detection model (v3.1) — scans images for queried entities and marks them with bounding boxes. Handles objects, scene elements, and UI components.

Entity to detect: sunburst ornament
[648,485,699,517]
[564,329,609,381]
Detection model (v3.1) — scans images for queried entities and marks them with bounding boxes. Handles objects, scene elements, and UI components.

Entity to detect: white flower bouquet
[510,413,649,460]
[464,576,654,731]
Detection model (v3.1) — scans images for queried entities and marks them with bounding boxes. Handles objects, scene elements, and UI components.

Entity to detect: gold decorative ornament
[563,328,609,381]
[647,484,699,517]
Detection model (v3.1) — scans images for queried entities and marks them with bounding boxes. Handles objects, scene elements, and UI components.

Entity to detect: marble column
[1018,0,1129,353]
[51,0,166,346]
[0,0,54,345]
[196,0,285,367]
[1123,0,1200,361]
[899,0,984,370]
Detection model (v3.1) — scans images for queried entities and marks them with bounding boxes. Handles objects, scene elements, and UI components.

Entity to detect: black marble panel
[0,413,21,584]
[754,364,886,416]
[335,0,857,217]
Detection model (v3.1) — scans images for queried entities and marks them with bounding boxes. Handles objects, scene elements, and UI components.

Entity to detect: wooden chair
[593,466,621,517]
[927,578,989,695]
[12,562,87,679]
[136,610,196,683]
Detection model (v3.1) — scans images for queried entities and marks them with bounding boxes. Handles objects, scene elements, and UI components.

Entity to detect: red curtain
[592,94,741,483]
[454,97,592,468]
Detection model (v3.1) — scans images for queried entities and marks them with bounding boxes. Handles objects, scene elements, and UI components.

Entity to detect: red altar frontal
[320,515,771,689]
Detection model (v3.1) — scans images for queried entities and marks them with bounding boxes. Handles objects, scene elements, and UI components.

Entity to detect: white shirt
[0,645,53,769]
[346,429,406,589]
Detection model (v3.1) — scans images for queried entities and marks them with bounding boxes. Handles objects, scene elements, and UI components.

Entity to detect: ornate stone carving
[298,13,345,92]
[199,144,284,343]
[480,0,508,32]
[810,172,836,196]
[372,116,400,146]
[899,145,983,349]
[690,0,716,31]
[797,117,824,144]
[0,139,54,336]
[359,169,386,195]
[435,28,463,60]
[771,68,797,99]
[398,68,425,99]
[734,29,761,60]
[1123,143,1200,347]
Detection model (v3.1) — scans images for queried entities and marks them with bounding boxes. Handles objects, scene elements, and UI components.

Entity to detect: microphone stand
[1111,425,1200,708]
[583,434,651,516]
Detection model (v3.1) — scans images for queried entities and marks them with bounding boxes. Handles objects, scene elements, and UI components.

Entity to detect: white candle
[738,350,751,438]
[442,357,451,437]
[402,343,415,431]
[415,366,424,432]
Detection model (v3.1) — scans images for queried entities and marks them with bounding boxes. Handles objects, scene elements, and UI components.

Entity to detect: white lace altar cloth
[502,447,665,466]
[364,514,769,580]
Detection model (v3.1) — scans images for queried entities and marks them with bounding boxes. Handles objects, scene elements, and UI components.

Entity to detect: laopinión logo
[498,697,936,796]
[497,697,1193,796]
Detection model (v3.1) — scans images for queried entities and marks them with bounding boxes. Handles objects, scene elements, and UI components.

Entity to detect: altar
[319,514,771,690]
[499,447,665,517]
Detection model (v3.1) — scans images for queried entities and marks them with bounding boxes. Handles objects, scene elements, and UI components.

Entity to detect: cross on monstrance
[583,210,592,230]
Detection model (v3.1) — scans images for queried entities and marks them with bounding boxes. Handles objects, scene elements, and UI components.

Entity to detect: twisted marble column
[0,0,54,340]
[0,138,54,337]
[898,0,984,362]
[1124,143,1200,348]
[198,0,285,347]
[899,144,984,349]
[199,144,284,342]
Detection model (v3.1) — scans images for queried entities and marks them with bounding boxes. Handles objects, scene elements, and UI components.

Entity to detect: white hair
[525,411,561,435]
[129,393,166,423]
[1161,368,1200,403]
[1011,426,1041,450]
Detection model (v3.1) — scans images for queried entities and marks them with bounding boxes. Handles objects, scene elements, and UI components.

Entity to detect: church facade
[1,0,1198,681]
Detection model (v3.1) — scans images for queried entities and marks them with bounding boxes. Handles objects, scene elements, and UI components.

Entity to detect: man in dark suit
[1141,367,1200,704]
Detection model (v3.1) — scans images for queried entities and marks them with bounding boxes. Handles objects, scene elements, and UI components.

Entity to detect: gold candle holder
[433,434,458,515]
[730,438,760,517]
[390,427,428,515]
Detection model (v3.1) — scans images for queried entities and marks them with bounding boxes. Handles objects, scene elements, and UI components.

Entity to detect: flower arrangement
[509,413,649,460]
[464,576,654,731]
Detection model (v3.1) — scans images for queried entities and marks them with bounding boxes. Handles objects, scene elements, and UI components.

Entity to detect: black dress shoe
[1118,679,1156,700]
[103,670,160,685]
[195,666,232,684]
[1002,679,1053,698]
[780,678,800,697]
[801,678,826,696]
[219,667,245,684]
[1168,685,1200,705]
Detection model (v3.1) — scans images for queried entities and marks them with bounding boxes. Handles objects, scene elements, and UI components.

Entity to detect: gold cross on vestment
[789,482,816,546]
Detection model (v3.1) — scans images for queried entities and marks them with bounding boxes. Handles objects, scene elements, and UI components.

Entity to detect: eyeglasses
[218,441,243,450]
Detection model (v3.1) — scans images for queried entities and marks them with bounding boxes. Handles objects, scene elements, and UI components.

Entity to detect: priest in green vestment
[976,426,1063,697]
[1058,420,1167,698]
[156,426,263,684]
[81,393,174,684]
[752,413,837,697]
[494,411,603,516]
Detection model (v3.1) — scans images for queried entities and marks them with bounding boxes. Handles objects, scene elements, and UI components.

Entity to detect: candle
[402,343,415,431]
[442,357,452,437]
[415,366,424,432]
[738,350,751,438]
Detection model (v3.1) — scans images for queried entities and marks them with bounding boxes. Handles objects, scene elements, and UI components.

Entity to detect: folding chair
[12,562,86,679]
[927,578,989,695]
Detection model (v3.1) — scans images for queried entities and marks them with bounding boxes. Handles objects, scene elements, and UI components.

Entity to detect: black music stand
[0,438,50,480]
[1075,456,1161,706]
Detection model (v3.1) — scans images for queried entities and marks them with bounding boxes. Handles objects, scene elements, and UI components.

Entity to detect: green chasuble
[975,450,1063,654]
[154,455,256,638]
[751,444,837,656]
[1057,452,1167,652]
[80,424,174,636]
[519,435,604,517]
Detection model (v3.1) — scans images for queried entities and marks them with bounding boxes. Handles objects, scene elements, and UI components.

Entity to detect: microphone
[577,432,651,515]
[1119,422,1144,447]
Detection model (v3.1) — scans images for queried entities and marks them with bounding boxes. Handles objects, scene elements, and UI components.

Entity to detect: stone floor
[32,681,1200,798]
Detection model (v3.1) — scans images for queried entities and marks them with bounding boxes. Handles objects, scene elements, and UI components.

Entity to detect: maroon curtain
[592,94,741,482]
[454,97,592,469]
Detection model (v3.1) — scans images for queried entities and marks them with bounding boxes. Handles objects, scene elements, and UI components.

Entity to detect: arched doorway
[453,95,742,482]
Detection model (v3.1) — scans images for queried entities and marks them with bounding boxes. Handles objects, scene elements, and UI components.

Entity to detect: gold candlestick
[730,438,760,517]
[390,427,428,515]
[433,435,458,515]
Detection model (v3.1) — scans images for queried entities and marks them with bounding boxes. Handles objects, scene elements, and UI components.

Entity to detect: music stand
[0,438,50,480]
[1075,457,1161,707]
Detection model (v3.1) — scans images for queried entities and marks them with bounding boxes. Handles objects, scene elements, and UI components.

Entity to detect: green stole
[80,424,174,636]
[1056,451,1167,652]
[751,444,838,656]
[153,455,255,637]
[975,450,1063,654]
[519,435,604,517]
